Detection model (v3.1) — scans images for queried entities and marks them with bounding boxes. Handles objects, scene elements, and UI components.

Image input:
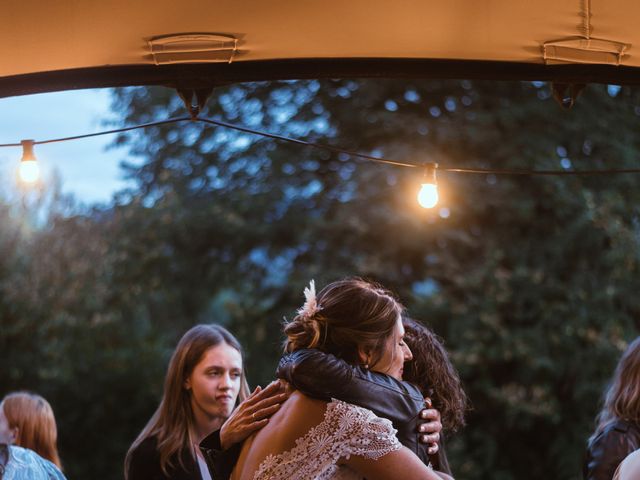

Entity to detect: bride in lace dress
[230,278,447,480]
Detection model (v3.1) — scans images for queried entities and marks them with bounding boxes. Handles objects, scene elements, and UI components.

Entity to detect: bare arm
[346,446,444,480]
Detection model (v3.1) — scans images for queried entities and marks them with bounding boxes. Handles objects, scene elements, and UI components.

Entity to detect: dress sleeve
[343,403,403,461]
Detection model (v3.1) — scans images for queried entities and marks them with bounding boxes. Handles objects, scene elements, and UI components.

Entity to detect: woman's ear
[357,347,371,368]
[10,426,18,444]
[183,378,191,391]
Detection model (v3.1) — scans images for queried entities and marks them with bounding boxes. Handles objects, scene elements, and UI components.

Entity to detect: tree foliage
[2,79,640,479]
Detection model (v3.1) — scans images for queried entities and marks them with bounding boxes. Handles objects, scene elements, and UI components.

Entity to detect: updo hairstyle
[284,278,403,367]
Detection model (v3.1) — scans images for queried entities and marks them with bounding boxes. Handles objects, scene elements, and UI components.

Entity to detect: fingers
[220,413,269,450]
[247,392,287,419]
[249,402,282,422]
[418,402,442,456]
[247,391,287,415]
[277,378,295,395]
[238,387,289,428]
[246,418,269,432]
[237,380,290,429]
[244,381,282,406]
[248,385,262,397]
[419,431,440,455]
[426,441,439,455]
[419,419,442,435]
[419,432,440,444]
[420,408,441,421]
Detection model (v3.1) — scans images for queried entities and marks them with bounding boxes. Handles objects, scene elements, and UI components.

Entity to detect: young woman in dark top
[584,336,640,480]
[125,324,288,480]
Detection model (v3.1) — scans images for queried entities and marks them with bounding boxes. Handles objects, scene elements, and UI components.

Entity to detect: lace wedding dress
[253,399,401,480]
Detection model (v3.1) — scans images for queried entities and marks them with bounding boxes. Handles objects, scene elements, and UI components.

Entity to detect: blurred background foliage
[2,79,640,479]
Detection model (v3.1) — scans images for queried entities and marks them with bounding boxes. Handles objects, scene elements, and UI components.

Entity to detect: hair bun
[285,282,325,351]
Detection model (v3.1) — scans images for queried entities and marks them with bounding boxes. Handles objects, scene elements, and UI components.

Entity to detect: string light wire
[2,115,640,176]
[0,117,192,148]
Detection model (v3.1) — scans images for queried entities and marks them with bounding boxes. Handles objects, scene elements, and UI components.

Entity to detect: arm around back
[277,349,425,424]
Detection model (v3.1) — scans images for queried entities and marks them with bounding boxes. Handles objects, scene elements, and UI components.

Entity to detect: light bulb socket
[423,162,438,185]
[20,139,36,162]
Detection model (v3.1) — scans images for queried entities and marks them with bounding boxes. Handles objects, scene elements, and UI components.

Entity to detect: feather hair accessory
[297,279,321,317]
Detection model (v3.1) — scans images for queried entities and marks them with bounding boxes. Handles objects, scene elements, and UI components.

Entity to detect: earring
[364,364,369,369]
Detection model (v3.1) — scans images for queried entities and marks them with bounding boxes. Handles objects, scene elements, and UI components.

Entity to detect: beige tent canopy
[2,0,640,98]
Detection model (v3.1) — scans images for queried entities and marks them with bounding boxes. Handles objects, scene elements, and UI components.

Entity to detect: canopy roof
[3,0,640,97]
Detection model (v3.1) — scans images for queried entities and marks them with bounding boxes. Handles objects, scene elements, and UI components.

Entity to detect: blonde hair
[1,391,62,469]
[593,336,640,437]
[125,324,250,478]
[284,278,403,367]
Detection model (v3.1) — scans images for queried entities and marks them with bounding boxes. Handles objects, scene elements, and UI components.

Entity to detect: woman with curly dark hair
[402,317,467,434]
[401,317,468,473]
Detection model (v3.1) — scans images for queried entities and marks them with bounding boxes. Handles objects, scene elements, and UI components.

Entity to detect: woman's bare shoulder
[271,391,328,428]
[286,390,328,409]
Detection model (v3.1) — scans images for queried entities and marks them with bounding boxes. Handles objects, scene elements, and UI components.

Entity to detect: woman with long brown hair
[229,278,449,480]
[125,324,287,480]
[1,391,62,469]
[584,336,640,480]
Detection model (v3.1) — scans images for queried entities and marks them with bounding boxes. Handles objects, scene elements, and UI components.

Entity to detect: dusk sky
[0,88,131,205]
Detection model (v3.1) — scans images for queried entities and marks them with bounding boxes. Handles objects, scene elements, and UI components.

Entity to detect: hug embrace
[126,277,467,480]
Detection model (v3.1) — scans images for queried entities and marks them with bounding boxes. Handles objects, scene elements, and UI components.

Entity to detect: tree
[107,79,640,479]
[2,78,640,479]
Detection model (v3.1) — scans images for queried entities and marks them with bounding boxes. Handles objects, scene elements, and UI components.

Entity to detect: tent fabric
[2,0,640,95]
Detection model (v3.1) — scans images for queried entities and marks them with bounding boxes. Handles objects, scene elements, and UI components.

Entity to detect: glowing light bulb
[417,183,439,208]
[417,162,439,209]
[18,139,40,184]
[19,159,40,184]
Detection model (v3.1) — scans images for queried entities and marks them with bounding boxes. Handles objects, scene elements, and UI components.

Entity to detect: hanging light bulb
[18,139,40,184]
[417,162,439,208]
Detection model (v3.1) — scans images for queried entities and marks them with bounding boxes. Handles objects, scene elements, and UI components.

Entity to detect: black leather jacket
[583,419,640,480]
[128,436,200,480]
[277,348,449,472]
[200,429,243,480]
